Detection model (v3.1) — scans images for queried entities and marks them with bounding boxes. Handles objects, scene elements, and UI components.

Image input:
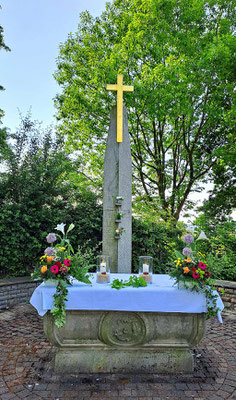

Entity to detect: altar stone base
[43,310,205,374]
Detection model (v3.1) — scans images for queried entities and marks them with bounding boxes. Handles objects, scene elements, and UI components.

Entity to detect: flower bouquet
[32,223,92,328]
[169,233,221,318]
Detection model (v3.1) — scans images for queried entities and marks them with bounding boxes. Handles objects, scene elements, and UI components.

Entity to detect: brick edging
[215,279,236,314]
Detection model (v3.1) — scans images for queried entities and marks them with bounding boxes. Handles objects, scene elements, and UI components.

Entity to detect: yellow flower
[40,254,47,260]
[183,267,190,274]
[41,265,47,274]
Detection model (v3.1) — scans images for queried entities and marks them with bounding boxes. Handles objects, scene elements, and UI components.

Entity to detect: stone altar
[44,310,205,373]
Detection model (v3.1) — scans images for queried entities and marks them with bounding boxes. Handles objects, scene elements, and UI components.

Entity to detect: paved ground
[0,305,235,400]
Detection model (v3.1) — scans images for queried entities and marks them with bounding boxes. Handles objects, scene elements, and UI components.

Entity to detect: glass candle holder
[96,255,110,283]
[139,256,153,284]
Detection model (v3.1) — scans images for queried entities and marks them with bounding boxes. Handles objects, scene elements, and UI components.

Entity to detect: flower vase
[178,281,194,290]
[44,279,59,286]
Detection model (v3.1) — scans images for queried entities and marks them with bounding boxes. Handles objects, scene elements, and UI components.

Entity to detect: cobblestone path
[0,305,235,399]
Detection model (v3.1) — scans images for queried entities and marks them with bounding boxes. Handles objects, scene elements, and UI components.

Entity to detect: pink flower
[198,262,206,270]
[192,272,200,279]
[51,264,59,274]
[60,265,68,274]
[64,259,71,267]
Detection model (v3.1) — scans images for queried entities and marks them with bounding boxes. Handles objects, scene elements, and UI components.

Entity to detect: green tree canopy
[54,0,236,220]
[198,132,236,221]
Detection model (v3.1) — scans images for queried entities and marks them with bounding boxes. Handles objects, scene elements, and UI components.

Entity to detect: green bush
[132,218,185,273]
[194,217,236,281]
[0,117,102,278]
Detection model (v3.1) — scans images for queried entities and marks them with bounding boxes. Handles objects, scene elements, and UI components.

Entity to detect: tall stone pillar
[102,105,132,273]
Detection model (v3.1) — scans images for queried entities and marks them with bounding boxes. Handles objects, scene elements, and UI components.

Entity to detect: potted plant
[114,227,125,239]
[115,211,124,222]
[115,196,124,206]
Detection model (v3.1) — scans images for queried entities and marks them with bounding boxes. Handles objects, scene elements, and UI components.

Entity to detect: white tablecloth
[30,274,224,322]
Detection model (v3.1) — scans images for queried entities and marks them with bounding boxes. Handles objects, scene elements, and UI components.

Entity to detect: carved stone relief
[99,312,146,346]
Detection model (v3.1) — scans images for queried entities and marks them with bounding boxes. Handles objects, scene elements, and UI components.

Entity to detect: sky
[1,0,107,132]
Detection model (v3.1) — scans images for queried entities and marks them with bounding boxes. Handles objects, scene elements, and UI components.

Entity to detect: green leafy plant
[116,211,124,220]
[111,275,147,290]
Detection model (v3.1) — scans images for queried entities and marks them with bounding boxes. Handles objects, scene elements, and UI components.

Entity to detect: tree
[54,0,235,220]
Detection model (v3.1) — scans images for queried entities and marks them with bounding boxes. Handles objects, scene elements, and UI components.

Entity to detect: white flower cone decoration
[197,231,208,240]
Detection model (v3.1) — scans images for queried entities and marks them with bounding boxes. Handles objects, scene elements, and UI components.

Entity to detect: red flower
[191,267,196,272]
[192,272,200,279]
[64,259,71,267]
[50,264,59,274]
[204,271,210,278]
[198,262,206,270]
[60,265,68,274]
[55,261,62,268]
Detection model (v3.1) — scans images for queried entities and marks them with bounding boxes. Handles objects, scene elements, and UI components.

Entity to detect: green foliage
[54,0,235,220]
[0,115,102,278]
[199,133,236,220]
[51,280,68,328]
[193,216,236,281]
[132,217,185,273]
[70,244,97,281]
[111,275,147,290]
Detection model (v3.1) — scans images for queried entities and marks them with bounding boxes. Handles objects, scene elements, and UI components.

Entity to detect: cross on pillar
[106,74,134,142]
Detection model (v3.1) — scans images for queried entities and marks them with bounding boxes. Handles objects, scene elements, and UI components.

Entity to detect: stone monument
[103,74,133,273]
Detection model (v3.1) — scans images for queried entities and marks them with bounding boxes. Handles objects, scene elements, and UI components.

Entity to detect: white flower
[186,224,197,233]
[197,231,208,240]
[55,223,66,235]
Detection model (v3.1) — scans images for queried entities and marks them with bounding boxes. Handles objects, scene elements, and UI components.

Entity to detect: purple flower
[183,234,194,244]
[182,247,192,257]
[46,233,57,243]
[44,247,55,256]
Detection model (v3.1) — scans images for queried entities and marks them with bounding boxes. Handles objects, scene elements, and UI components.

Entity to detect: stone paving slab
[0,305,235,399]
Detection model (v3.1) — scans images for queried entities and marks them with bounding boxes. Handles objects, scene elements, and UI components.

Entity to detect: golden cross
[106,74,134,143]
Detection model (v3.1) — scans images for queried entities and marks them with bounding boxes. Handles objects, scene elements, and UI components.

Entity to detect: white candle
[143,263,149,273]
[100,262,106,273]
